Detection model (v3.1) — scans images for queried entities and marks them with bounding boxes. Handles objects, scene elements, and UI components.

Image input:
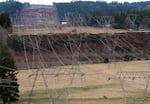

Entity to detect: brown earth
[12,31,150,69]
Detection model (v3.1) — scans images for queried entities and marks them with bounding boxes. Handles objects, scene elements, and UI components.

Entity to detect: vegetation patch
[70,83,119,93]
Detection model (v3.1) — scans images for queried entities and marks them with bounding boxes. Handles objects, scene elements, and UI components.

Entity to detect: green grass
[127,89,150,103]
[2,97,150,104]
[17,98,124,104]
[2,85,150,104]
[68,98,124,104]
[70,83,119,93]
[16,83,122,104]
[20,83,119,98]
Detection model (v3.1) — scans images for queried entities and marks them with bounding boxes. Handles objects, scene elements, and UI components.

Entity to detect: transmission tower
[92,16,113,27]
[20,15,85,104]
[63,12,85,26]
[109,71,150,104]
[125,14,139,30]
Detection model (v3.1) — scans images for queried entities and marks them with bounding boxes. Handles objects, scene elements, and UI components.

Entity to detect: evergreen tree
[113,12,126,29]
[86,10,102,26]
[0,13,12,29]
[0,46,19,104]
[140,17,150,29]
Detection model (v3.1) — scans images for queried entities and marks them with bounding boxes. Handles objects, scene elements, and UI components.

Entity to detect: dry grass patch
[17,60,150,100]
[13,26,128,35]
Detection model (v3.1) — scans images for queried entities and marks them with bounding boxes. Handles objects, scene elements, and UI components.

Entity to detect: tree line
[55,1,150,29]
[0,1,23,16]
[0,13,19,104]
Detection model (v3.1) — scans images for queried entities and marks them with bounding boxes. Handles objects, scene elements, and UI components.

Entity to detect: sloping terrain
[11,31,150,103]
[12,32,150,69]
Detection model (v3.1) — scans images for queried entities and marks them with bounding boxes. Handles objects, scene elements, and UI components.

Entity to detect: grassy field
[13,26,128,35]
[10,25,150,103]
[15,60,150,104]
[18,98,124,104]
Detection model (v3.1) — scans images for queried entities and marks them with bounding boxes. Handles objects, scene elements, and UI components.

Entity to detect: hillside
[0,1,23,15]
[9,32,150,69]
[1,1,150,29]
[54,1,150,29]
[54,1,150,20]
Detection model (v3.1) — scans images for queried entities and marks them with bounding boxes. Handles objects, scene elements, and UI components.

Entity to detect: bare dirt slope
[14,32,150,69]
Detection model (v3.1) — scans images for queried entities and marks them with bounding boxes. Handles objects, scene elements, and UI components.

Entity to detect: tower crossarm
[108,71,150,80]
